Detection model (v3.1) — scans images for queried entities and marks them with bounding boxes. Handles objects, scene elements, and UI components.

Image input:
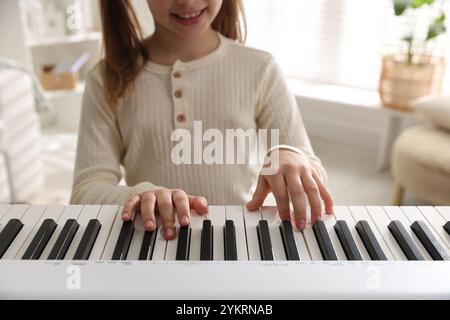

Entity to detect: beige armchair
[391,124,450,205]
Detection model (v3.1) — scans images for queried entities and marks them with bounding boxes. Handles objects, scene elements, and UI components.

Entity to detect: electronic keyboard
[0,204,449,299]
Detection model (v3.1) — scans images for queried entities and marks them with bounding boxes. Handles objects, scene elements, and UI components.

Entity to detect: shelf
[43,81,85,100]
[25,32,102,48]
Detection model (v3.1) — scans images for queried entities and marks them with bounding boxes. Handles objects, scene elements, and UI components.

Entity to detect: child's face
[148,0,222,39]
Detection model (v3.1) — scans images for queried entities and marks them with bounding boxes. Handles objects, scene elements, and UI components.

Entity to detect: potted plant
[379,0,447,111]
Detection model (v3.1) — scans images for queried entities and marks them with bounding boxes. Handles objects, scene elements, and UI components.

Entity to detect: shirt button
[174,90,183,98]
[176,114,186,123]
[173,71,181,78]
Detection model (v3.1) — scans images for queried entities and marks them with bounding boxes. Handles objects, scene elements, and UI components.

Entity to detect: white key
[65,205,101,260]
[225,206,248,261]
[365,206,406,260]
[383,206,431,260]
[90,205,120,260]
[0,204,11,229]
[261,206,286,260]
[400,206,450,255]
[40,205,84,260]
[3,205,46,259]
[333,206,370,260]
[126,212,145,260]
[320,211,347,260]
[15,205,65,259]
[418,206,450,250]
[292,227,311,261]
[164,215,180,261]
[301,206,323,260]
[190,210,206,261]
[152,218,167,261]
[435,206,450,223]
[243,207,262,260]
[348,206,395,260]
[101,206,125,260]
[209,206,225,261]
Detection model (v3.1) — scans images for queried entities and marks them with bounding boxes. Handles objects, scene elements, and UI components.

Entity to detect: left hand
[246,149,333,230]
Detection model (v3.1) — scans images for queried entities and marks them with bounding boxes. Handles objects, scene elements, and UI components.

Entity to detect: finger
[140,192,156,231]
[173,189,190,226]
[286,174,307,230]
[268,175,291,221]
[188,196,208,215]
[301,173,323,224]
[122,195,140,221]
[246,175,270,211]
[312,173,334,215]
[156,190,175,240]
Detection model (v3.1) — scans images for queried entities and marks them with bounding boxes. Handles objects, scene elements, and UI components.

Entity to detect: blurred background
[0,0,449,206]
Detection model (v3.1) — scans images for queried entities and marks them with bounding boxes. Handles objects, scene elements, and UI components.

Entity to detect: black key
[334,220,363,260]
[22,219,57,260]
[388,220,424,260]
[73,219,101,260]
[47,219,79,260]
[176,226,191,260]
[138,230,158,260]
[200,220,213,261]
[411,220,449,261]
[224,220,237,261]
[444,222,450,236]
[112,221,135,260]
[257,220,274,260]
[356,220,387,260]
[279,220,300,260]
[0,219,23,258]
[313,220,338,260]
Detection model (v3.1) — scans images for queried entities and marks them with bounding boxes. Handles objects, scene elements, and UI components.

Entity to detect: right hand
[121,189,208,240]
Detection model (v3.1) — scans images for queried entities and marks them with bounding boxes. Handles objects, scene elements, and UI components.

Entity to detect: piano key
[209,206,225,260]
[73,219,101,260]
[112,221,135,260]
[126,212,146,260]
[200,220,213,261]
[322,213,347,260]
[16,205,65,259]
[224,220,237,260]
[243,207,262,260]
[349,206,395,260]
[0,219,23,259]
[355,220,388,260]
[292,226,311,261]
[416,206,450,250]
[2,205,46,260]
[333,206,370,260]
[261,207,287,260]
[388,220,424,260]
[151,218,167,261]
[40,205,84,260]
[257,220,274,260]
[279,220,300,260]
[434,207,450,240]
[65,206,101,260]
[445,222,450,236]
[176,226,191,261]
[365,206,406,260]
[225,206,248,261]
[334,220,363,260]
[101,206,126,260]
[88,205,120,260]
[164,215,180,261]
[411,220,449,260]
[47,219,79,260]
[138,229,158,260]
[0,204,11,228]
[189,210,206,261]
[383,206,432,260]
[313,220,338,260]
[22,219,57,260]
[301,207,323,260]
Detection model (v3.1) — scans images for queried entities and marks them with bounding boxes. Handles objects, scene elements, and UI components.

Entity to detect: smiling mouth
[171,8,207,21]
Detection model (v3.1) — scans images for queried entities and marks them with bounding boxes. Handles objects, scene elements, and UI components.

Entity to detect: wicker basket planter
[378,55,446,112]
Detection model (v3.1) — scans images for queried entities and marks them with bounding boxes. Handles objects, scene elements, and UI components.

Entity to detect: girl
[70,0,334,240]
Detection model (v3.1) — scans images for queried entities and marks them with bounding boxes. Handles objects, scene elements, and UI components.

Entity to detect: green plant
[393,0,447,64]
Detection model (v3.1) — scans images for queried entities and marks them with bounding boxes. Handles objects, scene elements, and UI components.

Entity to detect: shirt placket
[171,61,189,129]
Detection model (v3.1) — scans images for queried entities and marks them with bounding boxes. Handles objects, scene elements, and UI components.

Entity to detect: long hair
[100,0,247,108]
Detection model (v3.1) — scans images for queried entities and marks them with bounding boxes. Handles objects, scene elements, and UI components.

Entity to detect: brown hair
[100,0,247,108]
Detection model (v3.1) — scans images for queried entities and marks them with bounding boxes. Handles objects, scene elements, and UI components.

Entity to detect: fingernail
[165,228,174,238]
[122,213,129,220]
[299,219,306,230]
[145,220,154,230]
[180,216,189,225]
